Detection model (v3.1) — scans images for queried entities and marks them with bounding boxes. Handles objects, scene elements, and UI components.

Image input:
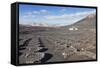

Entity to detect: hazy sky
[19,4,96,26]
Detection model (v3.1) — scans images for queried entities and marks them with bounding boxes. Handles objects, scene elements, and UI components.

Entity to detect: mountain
[61,13,96,30]
[19,24,56,34]
[72,13,96,29]
[31,22,49,27]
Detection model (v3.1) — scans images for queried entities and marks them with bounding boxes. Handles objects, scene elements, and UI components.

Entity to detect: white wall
[0,0,99,68]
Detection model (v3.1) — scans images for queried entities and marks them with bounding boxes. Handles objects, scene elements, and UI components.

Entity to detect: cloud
[40,9,48,13]
[23,14,35,18]
[60,8,67,12]
[42,10,96,26]
[45,10,96,19]
[20,9,96,26]
[33,11,40,14]
[26,12,32,15]
[22,9,48,18]
[26,9,48,14]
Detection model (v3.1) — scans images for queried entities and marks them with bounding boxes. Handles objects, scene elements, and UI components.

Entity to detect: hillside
[60,13,96,31]
[18,13,96,64]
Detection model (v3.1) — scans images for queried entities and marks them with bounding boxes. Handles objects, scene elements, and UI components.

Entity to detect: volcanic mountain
[61,13,96,30]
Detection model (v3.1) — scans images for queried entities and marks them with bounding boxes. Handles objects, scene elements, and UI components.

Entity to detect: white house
[69,26,78,31]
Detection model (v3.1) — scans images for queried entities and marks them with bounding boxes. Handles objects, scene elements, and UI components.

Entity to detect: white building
[69,26,78,31]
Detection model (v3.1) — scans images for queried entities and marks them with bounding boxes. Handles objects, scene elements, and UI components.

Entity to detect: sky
[19,4,96,26]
